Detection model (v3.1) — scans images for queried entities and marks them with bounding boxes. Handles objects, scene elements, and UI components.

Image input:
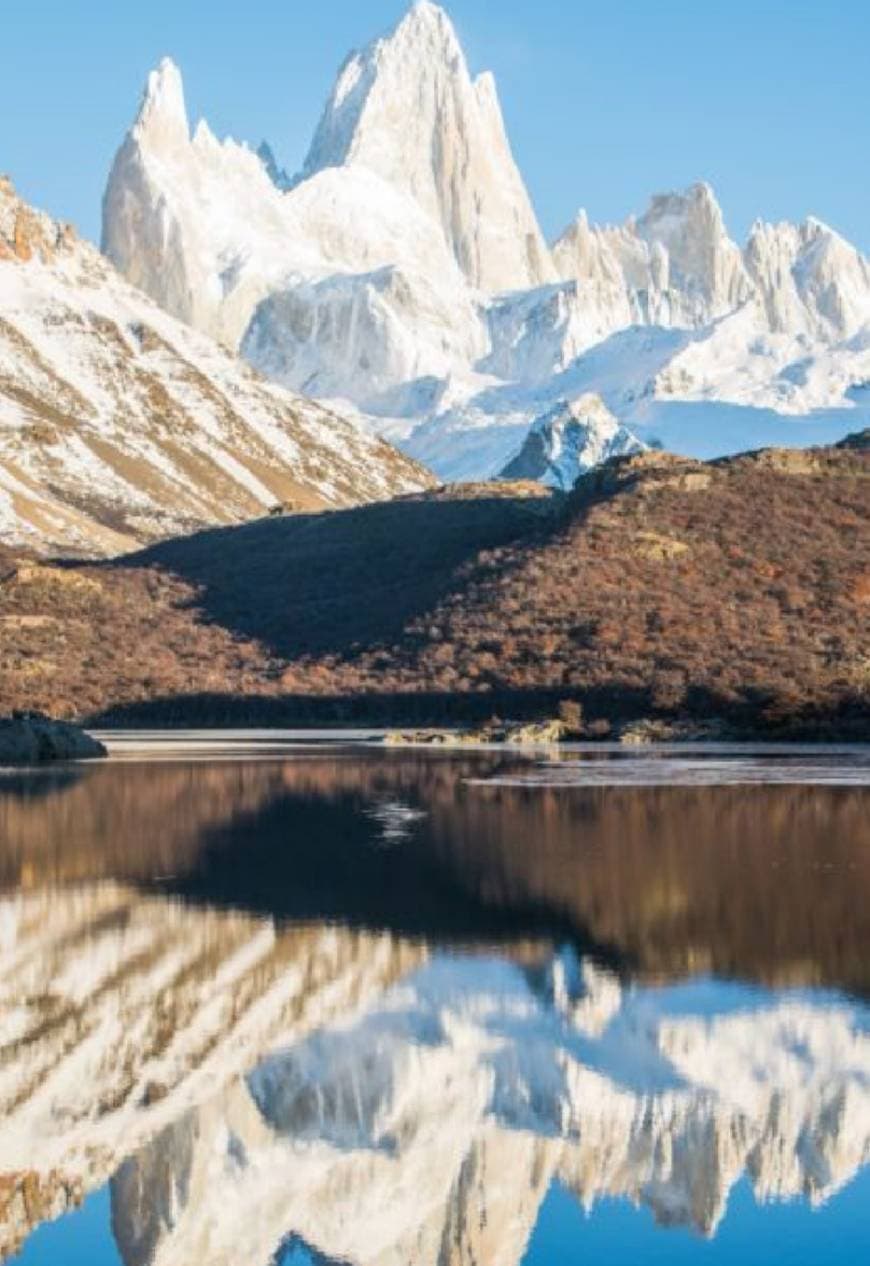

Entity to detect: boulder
[0,713,107,764]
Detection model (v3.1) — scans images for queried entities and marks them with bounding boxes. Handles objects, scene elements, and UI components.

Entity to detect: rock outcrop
[500,394,645,489]
[0,712,106,763]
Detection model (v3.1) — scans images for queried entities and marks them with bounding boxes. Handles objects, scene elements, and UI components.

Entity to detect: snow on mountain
[102,4,870,484]
[0,176,430,556]
[500,394,645,489]
[102,49,486,405]
[552,182,754,334]
[301,0,555,293]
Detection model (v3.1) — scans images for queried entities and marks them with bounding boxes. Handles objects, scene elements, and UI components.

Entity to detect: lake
[1,734,869,1264]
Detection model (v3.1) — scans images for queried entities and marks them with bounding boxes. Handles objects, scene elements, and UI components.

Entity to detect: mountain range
[3,0,869,556]
[102,1,870,485]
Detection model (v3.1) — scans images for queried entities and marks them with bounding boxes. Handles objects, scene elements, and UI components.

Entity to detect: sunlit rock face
[101,7,870,482]
[301,2,555,294]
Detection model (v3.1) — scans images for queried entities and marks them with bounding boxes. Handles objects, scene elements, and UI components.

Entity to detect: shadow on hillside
[104,490,566,659]
[87,685,656,728]
[87,683,870,737]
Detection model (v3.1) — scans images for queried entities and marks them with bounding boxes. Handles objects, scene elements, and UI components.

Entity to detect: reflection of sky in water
[3,742,870,1265]
[527,1172,870,1264]
[16,1167,870,1265]
[14,1189,121,1266]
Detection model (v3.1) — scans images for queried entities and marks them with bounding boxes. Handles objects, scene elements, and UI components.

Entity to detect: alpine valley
[101,1,870,486]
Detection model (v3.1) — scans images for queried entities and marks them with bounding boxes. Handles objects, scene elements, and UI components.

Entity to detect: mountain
[102,50,488,388]
[0,176,430,556]
[499,395,645,488]
[0,434,866,733]
[102,5,870,482]
[300,1,554,293]
[553,182,754,331]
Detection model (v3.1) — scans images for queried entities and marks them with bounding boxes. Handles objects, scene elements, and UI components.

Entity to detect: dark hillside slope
[0,438,867,734]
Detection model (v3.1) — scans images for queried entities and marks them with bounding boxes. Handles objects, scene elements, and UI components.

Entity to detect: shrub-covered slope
[0,437,867,734]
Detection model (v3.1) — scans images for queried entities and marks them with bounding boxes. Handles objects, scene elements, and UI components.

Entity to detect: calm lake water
[2,734,870,1265]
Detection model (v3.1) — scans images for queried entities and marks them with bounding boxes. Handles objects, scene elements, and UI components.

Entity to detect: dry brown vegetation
[0,435,867,736]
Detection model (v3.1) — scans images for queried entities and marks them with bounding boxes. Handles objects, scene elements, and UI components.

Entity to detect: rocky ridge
[0,176,431,555]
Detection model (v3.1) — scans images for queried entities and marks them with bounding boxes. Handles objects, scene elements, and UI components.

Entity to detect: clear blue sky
[2,0,868,251]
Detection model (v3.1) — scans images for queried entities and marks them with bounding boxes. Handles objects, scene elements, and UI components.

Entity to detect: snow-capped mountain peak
[303,2,468,180]
[500,395,645,489]
[744,213,870,339]
[636,181,752,319]
[132,56,188,150]
[101,6,870,487]
[301,1,554,292]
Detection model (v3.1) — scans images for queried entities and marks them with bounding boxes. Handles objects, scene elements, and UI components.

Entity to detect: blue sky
[2,0,868,251]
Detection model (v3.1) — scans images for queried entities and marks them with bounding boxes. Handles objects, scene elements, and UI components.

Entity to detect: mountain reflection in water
[1,742,869,1264]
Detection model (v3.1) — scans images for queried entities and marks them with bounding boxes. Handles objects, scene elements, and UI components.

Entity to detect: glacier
[101,2,870,487]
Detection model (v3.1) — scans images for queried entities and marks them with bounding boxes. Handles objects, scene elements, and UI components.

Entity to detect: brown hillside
[0,436,867,734]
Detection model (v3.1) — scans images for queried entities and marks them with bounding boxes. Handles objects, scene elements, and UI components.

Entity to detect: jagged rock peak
[744,212,870,338]
[302,1,554,292]
[302,4,474,180]
[500,394,645,490]
[132,56,189,148]
[637,181,752,313]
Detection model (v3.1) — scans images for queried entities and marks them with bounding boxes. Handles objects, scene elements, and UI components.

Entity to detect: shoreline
[81,721,870,750]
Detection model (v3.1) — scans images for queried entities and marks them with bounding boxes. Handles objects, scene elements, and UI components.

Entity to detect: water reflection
[1,744,869,1263]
